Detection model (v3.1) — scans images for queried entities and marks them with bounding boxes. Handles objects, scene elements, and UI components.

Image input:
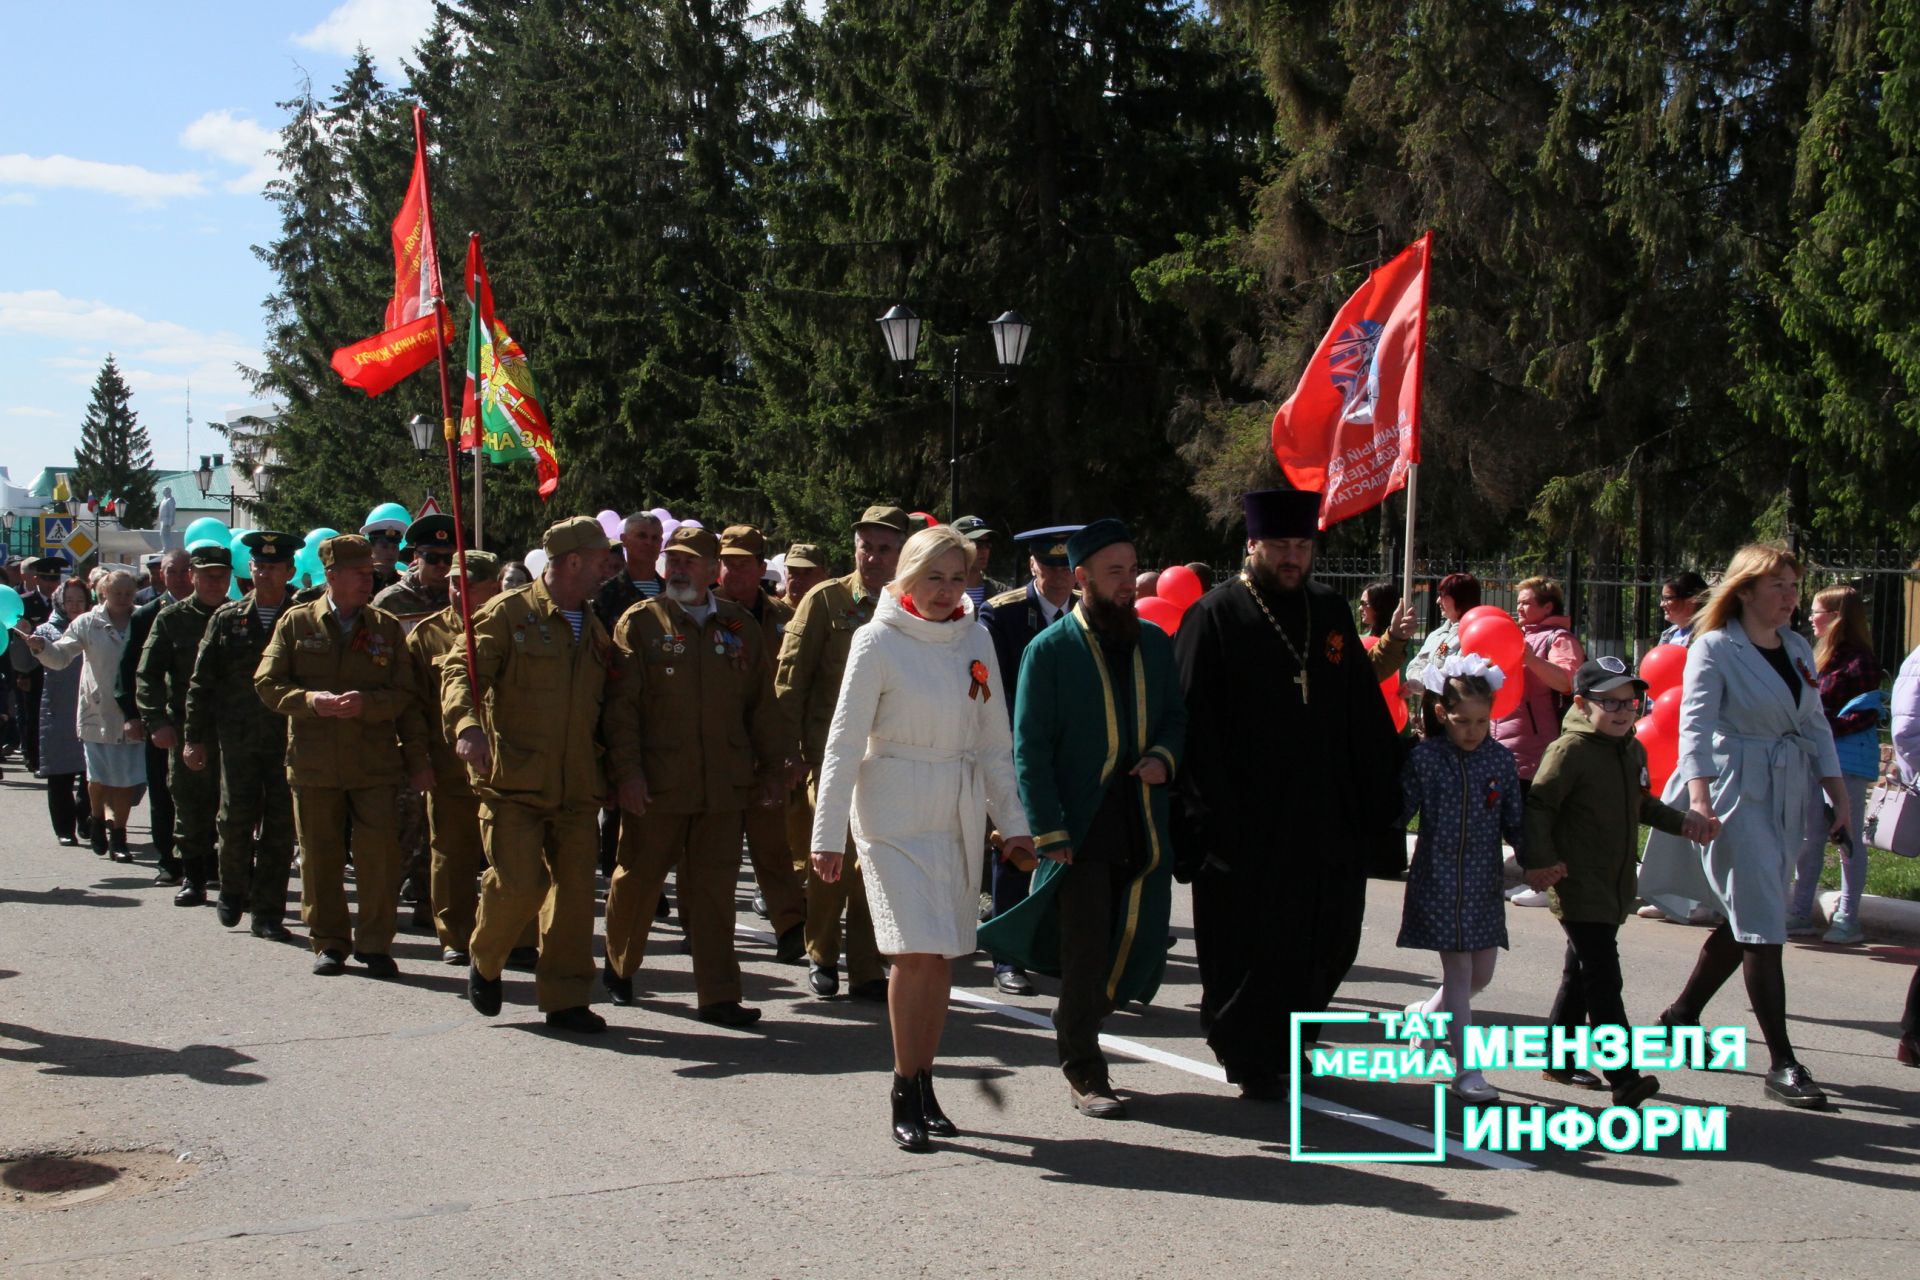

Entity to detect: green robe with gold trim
[977,605,1186,1005]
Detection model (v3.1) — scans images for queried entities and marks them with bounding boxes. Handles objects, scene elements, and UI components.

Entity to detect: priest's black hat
[1243,488,1322,539]
[1066,518,1133,570]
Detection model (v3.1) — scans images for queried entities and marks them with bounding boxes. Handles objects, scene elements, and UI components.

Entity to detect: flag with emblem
[1270,232,1431,529]
[459,232,559,498]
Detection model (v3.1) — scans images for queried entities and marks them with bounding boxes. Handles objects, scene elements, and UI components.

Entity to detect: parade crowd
[4,489,1918,1153]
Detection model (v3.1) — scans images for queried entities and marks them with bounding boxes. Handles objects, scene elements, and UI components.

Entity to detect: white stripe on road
[738,924,1532,1170]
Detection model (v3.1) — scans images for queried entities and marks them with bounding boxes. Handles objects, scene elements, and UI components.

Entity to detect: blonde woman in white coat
[811,525,1036,1151]
[1644,545,1845,1108]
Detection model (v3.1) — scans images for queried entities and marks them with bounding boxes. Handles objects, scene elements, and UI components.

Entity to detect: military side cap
[405,513,457,550]
[189,543,233,570]
[460,550,502,583]
[664,525,721,559]
[242,530,297,564]
[853,505,910,536]
[718,524,766,558]
[1067,518,1133,570]
[1015,524,1084,566]
[785,542,823,569]
[319,534,374,570]
[542,515,607,559]
[951,515,995,543]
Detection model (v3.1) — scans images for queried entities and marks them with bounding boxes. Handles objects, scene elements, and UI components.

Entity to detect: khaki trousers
[470,800,596,1011]
[294,784,401,957]
[802,780,883,984]
[605,809,746,1007]
[743,798,806,935]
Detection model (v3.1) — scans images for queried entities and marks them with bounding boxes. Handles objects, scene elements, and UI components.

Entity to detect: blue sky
[0,0,440,481]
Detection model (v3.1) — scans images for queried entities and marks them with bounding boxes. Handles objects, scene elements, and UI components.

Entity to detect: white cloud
[294,0,436,75]
[5,407,58,419]
[0,191,33,206]
[180,110,282,193]
[0,153,205,205]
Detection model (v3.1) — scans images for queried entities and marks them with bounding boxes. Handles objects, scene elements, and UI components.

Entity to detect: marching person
[373,512,459,624]
[18,577,90,845]
[977,520,1184,1118]
[184,532,299,940]
[601,525,791,1025]
[810,525,1033,1150]
[950,515,1012,610]
[118,549,193,882]
[444,518,612,1032]
[359,503,411,594]
[135,542,233,908]
[1174,489,1397,1098]
[782,542,828,606]
[776,505,909,1001]
[592,510,667,879]
[256,534,433,978]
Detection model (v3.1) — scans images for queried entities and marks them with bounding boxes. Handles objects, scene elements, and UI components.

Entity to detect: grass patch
[1815,842,1920,903]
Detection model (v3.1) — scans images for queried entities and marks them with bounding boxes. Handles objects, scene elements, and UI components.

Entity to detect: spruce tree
[73,353,157,528]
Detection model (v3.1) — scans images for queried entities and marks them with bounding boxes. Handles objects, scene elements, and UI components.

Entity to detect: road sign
[63,529,96,560]
[417,494,442,517]
[37,514,75,550]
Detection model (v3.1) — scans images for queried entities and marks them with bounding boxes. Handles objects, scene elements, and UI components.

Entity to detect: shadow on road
[0,886,142,909]
[0,1022,266,1085]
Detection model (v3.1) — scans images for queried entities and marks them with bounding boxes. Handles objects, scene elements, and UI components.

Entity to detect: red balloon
[1640,718,1679,796]
[1136,596,1184,635]
[911,511,939,527]
[1458,605,1509,631]
[1648,686,1682,738]
[1157,564,1204,611]
[1379,670,1410,733]
[1490,655,1524,719]
[1460,612,1526,672]
[1639,644,1687,699]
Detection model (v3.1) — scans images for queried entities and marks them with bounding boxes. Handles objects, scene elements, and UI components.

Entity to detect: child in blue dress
[1399,655,1525,1103]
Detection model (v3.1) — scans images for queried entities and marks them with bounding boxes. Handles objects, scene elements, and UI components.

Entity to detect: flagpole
[1401,231,1433,622]
[411,106,480,685]
[1400,462,1418,610]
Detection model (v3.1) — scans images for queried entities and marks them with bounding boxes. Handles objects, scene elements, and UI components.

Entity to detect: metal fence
[1301,548,1920,665]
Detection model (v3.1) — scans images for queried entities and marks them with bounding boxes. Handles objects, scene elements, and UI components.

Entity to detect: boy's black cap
[1575,655,1647,698]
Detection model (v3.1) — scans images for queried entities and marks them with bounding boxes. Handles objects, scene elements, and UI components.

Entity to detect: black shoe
[1763,1062,1827,1108]
[994,968,1035,996]
[891,1073,930,1152]
[467,964,502,1016]
[775,923,806,965]
[355,952,399,979]
[1612,1074,1661,1109]
[108,824,131,862]
[56,834,78,847]
[545,1006,608,1034]
[442,947,470,966]
[1237,1073,1285,1101]
[697,1001,763,1028]
[917,1069,958,1137]
[1069,1077,1128,1119]
[752,893,769,920]
[808,963,839,998]
[153,868,182,887]
[1542,1067,1605,1090]
[604,961,635,1007]
[215,898,243,927]
[655,894,671,920]
[678,936,693,956]
[90,825,108,857]
[312,949,348,976]
[505,946,539,972]
[252,917,290,942]
[410,901,433,930]
[850,978,890,1002]
[173,882,207,907]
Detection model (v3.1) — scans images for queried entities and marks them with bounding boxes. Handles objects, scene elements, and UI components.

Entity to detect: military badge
[1326,631,1345,665]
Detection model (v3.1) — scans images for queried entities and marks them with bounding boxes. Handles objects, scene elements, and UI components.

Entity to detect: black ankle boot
[108,823,132,862]
[891,1073,930,1152]
[90,823,109,856]
[917,1069,957,1138]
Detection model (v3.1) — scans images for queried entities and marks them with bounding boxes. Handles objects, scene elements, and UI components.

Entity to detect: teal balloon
[228,528,255,579]
[229,577,243,601]
[363,502,410,531]
[183,517,228,550]
[0,585,23,631]
[303,526,338,548]
[294,546,322,587]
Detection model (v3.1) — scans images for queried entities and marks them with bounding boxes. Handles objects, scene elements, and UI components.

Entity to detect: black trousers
[45,772,84,840]
[1546,919,1642,1087]
[1055,857,1133,1084]
[1902,964,1920,1040]
[144,741,175,866]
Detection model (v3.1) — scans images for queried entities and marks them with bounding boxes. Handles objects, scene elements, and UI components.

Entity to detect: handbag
[1861,769,1920,858]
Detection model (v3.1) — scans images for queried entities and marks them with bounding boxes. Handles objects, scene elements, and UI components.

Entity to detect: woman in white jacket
[29,568,147,859]
[811,525,1036,1151]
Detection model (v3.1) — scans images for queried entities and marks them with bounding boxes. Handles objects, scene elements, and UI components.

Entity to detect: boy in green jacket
[1523,657,1719,1108]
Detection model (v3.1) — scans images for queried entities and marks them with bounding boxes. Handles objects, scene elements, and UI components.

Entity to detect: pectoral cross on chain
[1293,668,1309,705]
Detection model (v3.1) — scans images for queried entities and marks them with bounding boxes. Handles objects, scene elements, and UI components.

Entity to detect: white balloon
[525,548,548,578]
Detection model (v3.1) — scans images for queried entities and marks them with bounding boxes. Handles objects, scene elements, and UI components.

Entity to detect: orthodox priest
[978,519,1185,1119]
[1174,488,1396,1098]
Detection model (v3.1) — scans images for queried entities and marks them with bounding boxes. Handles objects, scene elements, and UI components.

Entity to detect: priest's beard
[1083,586,1141,644]
[1247,555,1309,596]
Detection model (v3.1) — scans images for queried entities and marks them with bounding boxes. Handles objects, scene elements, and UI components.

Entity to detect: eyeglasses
[421,552,453,566]
[1588,695,1640,712]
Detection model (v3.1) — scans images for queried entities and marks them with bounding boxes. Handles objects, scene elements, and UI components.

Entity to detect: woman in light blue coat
[1641,545,1846,1108]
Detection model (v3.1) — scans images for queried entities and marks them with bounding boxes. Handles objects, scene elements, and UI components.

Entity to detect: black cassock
[1173,572,1396,1085]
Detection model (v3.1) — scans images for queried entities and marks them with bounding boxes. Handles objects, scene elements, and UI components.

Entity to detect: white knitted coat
[810,589,1030,957]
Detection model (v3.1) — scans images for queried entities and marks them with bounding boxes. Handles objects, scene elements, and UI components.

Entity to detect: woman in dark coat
[20,579,91,843]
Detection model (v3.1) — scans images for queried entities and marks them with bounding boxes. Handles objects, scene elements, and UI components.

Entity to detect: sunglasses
[420,552,453,566]
[367,532,403,546]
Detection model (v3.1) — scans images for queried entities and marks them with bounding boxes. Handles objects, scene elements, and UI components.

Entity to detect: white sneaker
[1636,903,1671,921]
[1685,905,1724,925]
[1508,888,1550,908]
[1451,1070,1500,1104]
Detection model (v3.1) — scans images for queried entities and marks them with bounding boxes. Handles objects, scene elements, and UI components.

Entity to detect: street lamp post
[876,304,1033,521]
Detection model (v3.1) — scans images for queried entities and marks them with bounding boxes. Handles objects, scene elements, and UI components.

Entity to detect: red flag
[1271,232,1431,529]
[330,107,447,397]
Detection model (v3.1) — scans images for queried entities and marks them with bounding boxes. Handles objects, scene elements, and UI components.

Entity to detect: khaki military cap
[542,516,607,559]
[319,534,374,570]
[664,525,721,560]
[853,505,910,536]
[718,525,766,559]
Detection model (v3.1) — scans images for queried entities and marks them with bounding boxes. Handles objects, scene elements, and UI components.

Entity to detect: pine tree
[73,354,156,528]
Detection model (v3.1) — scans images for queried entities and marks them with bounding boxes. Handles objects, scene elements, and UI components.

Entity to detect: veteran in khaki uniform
[184,530,298,940]
[600,525,788,1025]
[775,505,907,1000]
[714,523,807,962]
[255,534,434,977]
[444,518,611,1033]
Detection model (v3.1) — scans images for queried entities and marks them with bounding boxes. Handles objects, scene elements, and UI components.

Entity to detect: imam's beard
[665,578,704,606]
[1083,589,1140,644]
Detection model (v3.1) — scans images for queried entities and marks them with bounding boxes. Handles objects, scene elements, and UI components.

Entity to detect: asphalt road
[2,771,1916,1278]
